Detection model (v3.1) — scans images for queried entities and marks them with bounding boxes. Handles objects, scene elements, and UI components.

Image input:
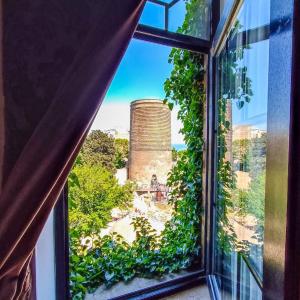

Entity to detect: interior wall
[35,210,56,300]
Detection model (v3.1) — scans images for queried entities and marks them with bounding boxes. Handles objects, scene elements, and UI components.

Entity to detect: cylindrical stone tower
[128,99,172,187]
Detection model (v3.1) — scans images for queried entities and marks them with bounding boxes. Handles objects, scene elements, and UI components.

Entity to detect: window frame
[54,2,215,297]
[206,0,300,299]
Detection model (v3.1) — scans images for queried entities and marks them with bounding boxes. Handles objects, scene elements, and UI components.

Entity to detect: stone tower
[128,99,172,187]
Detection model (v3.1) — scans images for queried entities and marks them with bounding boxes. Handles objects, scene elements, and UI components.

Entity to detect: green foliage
[114,138,129,169]
[238,173,265,224]
[231,133,266,229]
[218,21,253,111]
[172,148,187,162]
[172,147,178,161]
[68,164,134,234]
[177,0,210,39]
[80,130,116,171]
[162,0,206,275]
[248,133,267,178]
[233,139,251,172]
[216,114,238,252]
[69,211,203,299]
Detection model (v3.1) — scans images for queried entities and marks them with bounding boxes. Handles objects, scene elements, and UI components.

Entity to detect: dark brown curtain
[0,0,145,298]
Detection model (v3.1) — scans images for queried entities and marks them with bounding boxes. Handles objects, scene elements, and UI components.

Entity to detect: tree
[244,172,265,225]
[68,164,134,234]
[171,147,178,161]
[80,130,116,171]
[233,139,251,172]
[114,138,129,169]
[248,133,267,178]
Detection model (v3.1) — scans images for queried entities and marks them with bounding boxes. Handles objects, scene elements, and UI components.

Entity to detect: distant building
[232,124,265,141]
[104,128,130,140]
[128,99,172,187]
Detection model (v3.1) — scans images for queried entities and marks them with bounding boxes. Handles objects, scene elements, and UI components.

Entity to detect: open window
[52,1,211,299]
[45,1,300,300]
[66,39,207,299]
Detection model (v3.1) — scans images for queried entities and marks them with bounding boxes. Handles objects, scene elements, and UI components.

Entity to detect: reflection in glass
[240,258,262,300]
[169,0,211,39]
[139,0,211,40]
[214,0,269,298]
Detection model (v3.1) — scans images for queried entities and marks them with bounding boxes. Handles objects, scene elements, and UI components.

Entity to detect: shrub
[80,130,116,172]
[68,164,134,234]
[114,138,129,169]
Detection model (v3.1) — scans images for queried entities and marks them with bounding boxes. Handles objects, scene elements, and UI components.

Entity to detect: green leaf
[168,102,174,111]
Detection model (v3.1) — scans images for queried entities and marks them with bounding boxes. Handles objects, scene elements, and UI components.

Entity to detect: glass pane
[139,1,165,29]
[214,235,239,299]
[169,0,186,32]
[214,0,270,298]
[139,0,211,40]
[169,0,211,39]
[240,258,262,300]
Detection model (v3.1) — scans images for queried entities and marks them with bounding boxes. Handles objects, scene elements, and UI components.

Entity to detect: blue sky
[104,39,172,102]
[99,0,187,102]
[91,39,185,144]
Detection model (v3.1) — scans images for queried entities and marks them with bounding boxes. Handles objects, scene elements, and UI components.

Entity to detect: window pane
[139,1,165,29]
[240,258,262,300]
[139,0,211,40]
[169,0,186,32]
[214,0,270,298]
[68,39,206,299]
[169,0,211,39]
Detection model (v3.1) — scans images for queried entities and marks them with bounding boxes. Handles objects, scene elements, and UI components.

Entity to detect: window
[213,0,270,298]
[68,39,207,299]
[54,1,300,299]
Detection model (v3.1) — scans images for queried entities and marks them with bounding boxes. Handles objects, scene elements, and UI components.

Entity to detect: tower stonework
[128,99,172,187]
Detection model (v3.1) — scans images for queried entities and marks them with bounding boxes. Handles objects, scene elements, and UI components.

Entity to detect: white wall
[35,210,56,300]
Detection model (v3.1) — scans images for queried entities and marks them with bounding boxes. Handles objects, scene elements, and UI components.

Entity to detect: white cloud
[91,102,130,133]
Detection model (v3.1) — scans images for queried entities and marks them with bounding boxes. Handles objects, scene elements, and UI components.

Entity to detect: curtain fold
[0,0,145,298]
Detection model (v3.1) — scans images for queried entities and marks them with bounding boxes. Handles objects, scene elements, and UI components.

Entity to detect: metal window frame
[206,0,300,300]
[134,24,211,52]
[54,187,69,300]
[144,0,191,31]
[137,0,218,52]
